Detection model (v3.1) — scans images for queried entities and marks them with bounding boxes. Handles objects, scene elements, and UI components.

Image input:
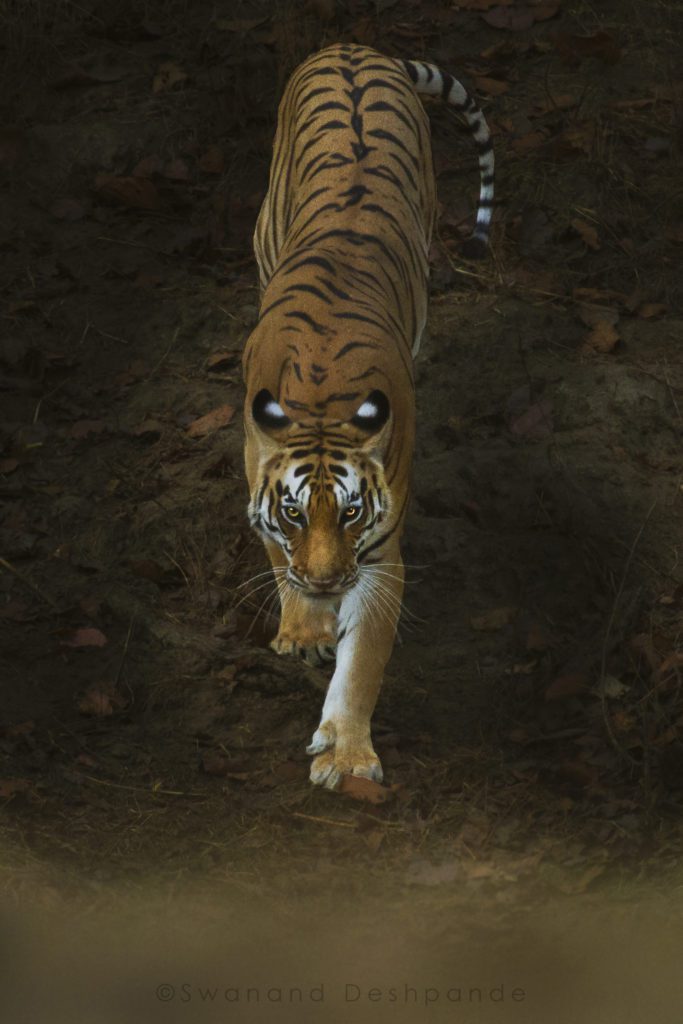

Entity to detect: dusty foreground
[2,892,682,1023]
[1,0,683,1019]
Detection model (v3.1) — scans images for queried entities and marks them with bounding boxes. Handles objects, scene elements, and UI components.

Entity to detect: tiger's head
[246,387,394,598]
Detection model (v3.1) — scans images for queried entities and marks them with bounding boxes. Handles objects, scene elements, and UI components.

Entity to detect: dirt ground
[1,0,683,1019]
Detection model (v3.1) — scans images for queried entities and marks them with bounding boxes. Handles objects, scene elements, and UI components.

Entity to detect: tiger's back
[245,45,438,490]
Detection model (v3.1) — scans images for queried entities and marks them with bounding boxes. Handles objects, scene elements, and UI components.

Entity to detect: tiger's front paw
[271,630,337,667]
[306,720,383,790]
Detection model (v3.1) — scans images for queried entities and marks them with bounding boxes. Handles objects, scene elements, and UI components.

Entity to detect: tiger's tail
[400,59,495,251]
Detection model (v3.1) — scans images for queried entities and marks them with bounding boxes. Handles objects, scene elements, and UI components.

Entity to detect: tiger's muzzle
[287,567,359,598]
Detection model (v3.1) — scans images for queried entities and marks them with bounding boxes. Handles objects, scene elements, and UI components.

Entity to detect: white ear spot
[355,400,377,419]
[252,388,291,430]
[265,399,286,419]
[350,389,390,433]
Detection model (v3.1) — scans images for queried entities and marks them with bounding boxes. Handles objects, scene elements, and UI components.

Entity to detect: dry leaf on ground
[571,217,601,250]
[339,774,396,804]
[61,627,108,648]
[511,130,547,154]
[95,174,161,211]
[637,303,667,319]
[78,684,127,717]
[573,286,626,304]
[186,404,235,438]
[474,76,510,96]
[583,321,620,354]
[482,2,559,32]
[509,398,553,439]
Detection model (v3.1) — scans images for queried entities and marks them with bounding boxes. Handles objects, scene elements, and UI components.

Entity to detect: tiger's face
[246,388,392,598]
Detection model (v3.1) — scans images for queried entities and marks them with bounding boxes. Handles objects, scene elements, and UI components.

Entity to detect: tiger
[241,44,494,790]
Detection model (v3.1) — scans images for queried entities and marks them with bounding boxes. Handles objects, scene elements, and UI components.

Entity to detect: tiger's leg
[264,541,338,667]
[307,547,404,788]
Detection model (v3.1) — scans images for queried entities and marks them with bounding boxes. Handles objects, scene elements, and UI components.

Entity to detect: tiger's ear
[251,388,291,438]
[350,390,390,433]
[350,390,391,453]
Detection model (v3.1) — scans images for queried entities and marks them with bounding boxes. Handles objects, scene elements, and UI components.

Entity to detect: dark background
[1,3,683,1008]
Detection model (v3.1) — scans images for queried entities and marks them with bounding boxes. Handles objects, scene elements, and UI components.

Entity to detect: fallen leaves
[637,302,667,319]
[186,404,235,438]
[509,398,554,439]
[572,286,625,305]
[95,174,161,211]
[570,217,600,251]
[473,75,509,96]
[511,129,547,155]
[505,383,554,439]
[339,774,400,804]
[579,304,621,354]
[482,1,560,32]
[61,627,108,648]
[78,683,127,717]
[583,321,620,354]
